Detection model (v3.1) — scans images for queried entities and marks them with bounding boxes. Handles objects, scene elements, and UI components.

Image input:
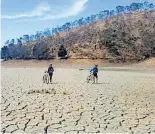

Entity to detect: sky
[1,0,154,46]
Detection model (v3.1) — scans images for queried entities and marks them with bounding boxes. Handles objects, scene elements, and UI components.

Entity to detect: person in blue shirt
[90,65,98,83]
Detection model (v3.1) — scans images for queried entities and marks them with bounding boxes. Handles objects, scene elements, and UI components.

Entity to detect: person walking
[90,65,98,83]
[48,64,54,83]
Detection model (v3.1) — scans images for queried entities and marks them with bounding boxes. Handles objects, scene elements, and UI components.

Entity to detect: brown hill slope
[2,11,155,62]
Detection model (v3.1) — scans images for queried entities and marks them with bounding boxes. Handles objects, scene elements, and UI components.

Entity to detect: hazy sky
[1,0,154,46]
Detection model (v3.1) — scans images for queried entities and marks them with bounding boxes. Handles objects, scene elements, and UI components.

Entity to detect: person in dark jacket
[48,64,54,83]
[90,65,98,83]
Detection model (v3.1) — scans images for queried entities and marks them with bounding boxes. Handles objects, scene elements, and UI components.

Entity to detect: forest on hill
[1,1,155,62]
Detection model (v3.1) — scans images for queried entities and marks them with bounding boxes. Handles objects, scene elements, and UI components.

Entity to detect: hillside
[1,10,155,63]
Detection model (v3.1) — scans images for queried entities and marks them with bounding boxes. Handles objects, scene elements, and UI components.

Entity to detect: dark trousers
[49,73,53,82]
[93,73,98,78]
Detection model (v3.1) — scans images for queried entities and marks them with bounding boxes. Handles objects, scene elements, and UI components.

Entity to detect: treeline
[1,40,68,60]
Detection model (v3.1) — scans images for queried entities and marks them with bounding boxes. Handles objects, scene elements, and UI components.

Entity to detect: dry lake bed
[1,61,155,133]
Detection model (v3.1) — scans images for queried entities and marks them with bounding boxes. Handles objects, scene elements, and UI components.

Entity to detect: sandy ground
[1,62,155,133]
[0,59,136,69]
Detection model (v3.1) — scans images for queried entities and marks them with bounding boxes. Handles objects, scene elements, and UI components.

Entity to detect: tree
[19,37,24,43]
[125,6,131,12]
[78,17,85,26]
[1,46,9,60]
[4,40,9,46]
[52,28,56,35]
[90,15,97,22]
[17,38,22,46]
[99,10,109,20]
[98,12,104,20]
[130,3,139,11]
[23,35,30,43]
[148,3,154,9]
[109,10,115,16]
[137,3,144,11]
[29,35,35,42]
[33,41,49,59]
[35,31,42,40]
[85,16,91,23]
[116,6,125,14]
[10,39,15,45]
[57,26,62,32]
[58,45,67,57]
[65,22,71,30]
[72,20,78,27]
[7,44,17,58]
[43,28,51,37]
[143,1,150,10]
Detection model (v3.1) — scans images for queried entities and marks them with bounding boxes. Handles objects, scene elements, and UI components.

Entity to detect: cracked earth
[1,67,155,133]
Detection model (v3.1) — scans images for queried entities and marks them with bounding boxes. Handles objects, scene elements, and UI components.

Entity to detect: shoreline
[1,59,137,68]
[1,58,155,70]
